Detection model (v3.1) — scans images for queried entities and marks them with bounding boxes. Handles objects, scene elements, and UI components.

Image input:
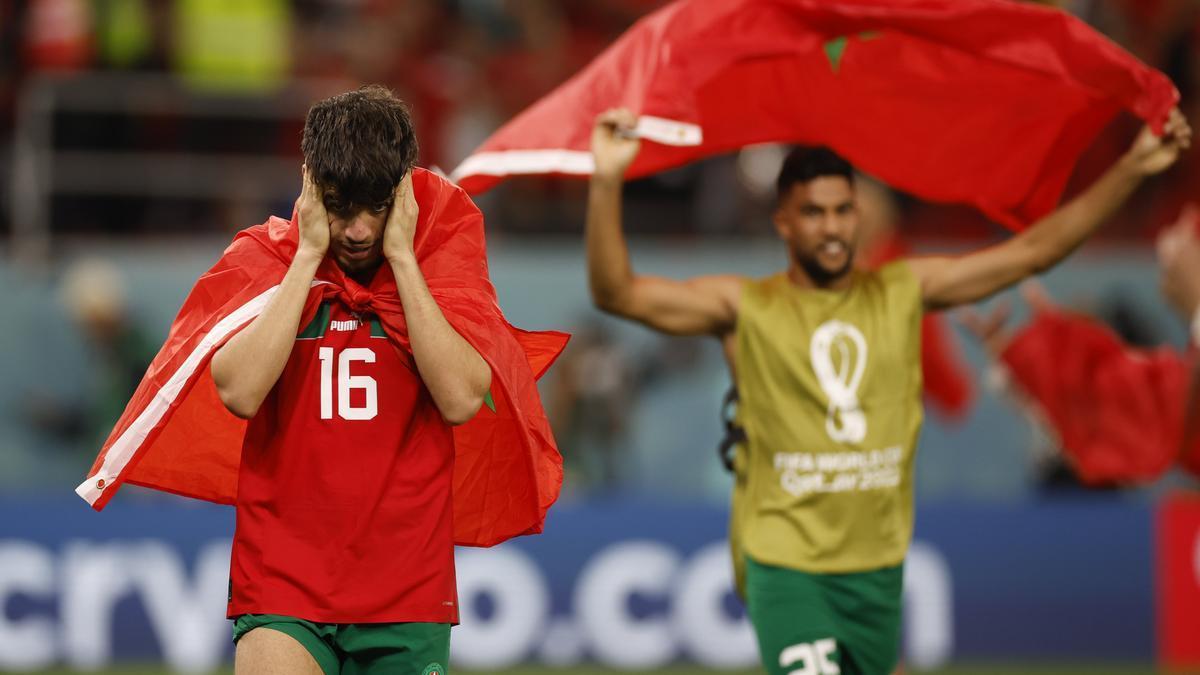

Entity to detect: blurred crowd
[0,0,661,147]
[3,0,1200,239]
[0,0,672,236]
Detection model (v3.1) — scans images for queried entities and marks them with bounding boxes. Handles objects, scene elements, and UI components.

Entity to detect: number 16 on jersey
[318,347,379,420]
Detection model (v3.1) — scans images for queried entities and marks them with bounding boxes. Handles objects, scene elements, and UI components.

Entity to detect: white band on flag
[450,150,595,183]
[449,116,702,184]
[75,280,332,507]
[634,115,702,147]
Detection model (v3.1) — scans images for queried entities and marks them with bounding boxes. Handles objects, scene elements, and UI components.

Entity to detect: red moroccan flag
[76,169,569,547]
[1000,311,1196,484]
[451,0,1177,228]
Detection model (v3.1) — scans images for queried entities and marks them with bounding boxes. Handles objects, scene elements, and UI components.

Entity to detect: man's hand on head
[384,171,420,264]
[297,166,331,261]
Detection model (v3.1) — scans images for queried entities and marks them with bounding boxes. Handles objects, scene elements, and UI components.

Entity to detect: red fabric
[453,0,1177,229]
[80,168,569,548]
[918,314,973,419]
[1184,366,1200,477]
[1000,310,1197,485]
[1157,493,1200,668]
[229,301,458,623]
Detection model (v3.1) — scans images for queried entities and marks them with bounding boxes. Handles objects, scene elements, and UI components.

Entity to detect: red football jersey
[228,300,458,624]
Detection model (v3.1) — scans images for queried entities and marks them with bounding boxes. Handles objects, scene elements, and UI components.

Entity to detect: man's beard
[795,246,854,287]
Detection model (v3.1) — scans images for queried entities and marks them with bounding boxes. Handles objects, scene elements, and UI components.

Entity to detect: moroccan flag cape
[1000,310,1198,484]
[451,0,1177,228]
[76,168,569,547]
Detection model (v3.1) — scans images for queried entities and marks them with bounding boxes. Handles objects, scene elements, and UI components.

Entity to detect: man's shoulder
[855,260,920,298]
[872,259,917,283]
[738,272,784,292]
[860,261,924,319]
[226,217,293,253]
[688,273,751,305]
[729,273,787,324]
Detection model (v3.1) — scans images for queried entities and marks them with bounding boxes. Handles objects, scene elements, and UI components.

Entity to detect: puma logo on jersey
[297,302,387,340]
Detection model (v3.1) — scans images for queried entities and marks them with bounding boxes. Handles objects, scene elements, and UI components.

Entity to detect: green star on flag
[824,31,880,72]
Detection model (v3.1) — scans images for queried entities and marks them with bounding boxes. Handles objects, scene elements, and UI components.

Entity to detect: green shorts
[744,556,903,675]
[232,614,450,675]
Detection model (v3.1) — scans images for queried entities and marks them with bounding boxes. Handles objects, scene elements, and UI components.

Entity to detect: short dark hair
[301,85,419,209]
[776,146,854,204]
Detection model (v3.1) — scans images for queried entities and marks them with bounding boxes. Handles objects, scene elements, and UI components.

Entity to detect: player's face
[774,176,859,285]
[325,192,391,277]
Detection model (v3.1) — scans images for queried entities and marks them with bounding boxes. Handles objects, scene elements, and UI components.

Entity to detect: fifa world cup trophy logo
[810,320,868,444]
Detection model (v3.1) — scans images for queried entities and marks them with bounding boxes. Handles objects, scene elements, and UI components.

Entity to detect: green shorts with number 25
[744,556,903,675]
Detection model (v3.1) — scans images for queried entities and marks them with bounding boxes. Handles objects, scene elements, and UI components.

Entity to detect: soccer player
[212,87,489,674]
[585,107,1190,675]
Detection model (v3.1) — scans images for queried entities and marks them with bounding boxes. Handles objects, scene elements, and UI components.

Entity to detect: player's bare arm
[385,172,492,425]
[587,108,743,336]
[908,108,1192,311]
[211,167,330,419]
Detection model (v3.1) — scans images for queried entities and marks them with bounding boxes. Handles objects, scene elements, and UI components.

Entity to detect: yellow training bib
[731,261,923,584]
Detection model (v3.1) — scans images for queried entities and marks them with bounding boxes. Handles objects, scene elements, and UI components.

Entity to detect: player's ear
[772,207,790,239]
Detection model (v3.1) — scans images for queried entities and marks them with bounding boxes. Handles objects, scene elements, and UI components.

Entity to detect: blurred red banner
[1158,493,1200,669]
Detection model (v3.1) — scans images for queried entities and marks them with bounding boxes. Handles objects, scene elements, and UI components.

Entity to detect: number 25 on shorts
[318,347,378,420]
[781,638,840,675]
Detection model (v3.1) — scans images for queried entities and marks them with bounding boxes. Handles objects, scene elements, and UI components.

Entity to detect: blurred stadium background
[1,0,1199,673]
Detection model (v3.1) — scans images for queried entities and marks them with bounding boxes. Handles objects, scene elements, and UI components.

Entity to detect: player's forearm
[388,253,491,425]
[586,174,637,314]
[211,251,322,419]
[1015,155,1142,274]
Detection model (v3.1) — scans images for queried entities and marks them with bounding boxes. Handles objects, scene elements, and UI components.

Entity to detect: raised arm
[587,109,742,336]
[211,169,327,419]
[385,173,492,425]
[909,109,1191,311]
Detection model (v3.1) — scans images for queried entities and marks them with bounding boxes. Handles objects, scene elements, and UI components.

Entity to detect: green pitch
[29,665,1160,675]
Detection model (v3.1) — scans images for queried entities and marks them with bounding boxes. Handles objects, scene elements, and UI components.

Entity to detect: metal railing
[8,72,340,262]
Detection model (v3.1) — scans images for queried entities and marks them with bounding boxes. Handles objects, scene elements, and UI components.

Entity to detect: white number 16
[318,347,378,421]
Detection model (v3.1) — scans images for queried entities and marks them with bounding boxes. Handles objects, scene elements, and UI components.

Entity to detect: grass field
[28,666,1164,675]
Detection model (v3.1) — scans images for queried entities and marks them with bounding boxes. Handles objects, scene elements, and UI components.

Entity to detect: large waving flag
[451,0,1177,228]
[77,169,569,547]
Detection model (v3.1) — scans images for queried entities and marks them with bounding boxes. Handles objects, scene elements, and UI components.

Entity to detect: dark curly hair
[301,85,419,212]
[776,146,854,205]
